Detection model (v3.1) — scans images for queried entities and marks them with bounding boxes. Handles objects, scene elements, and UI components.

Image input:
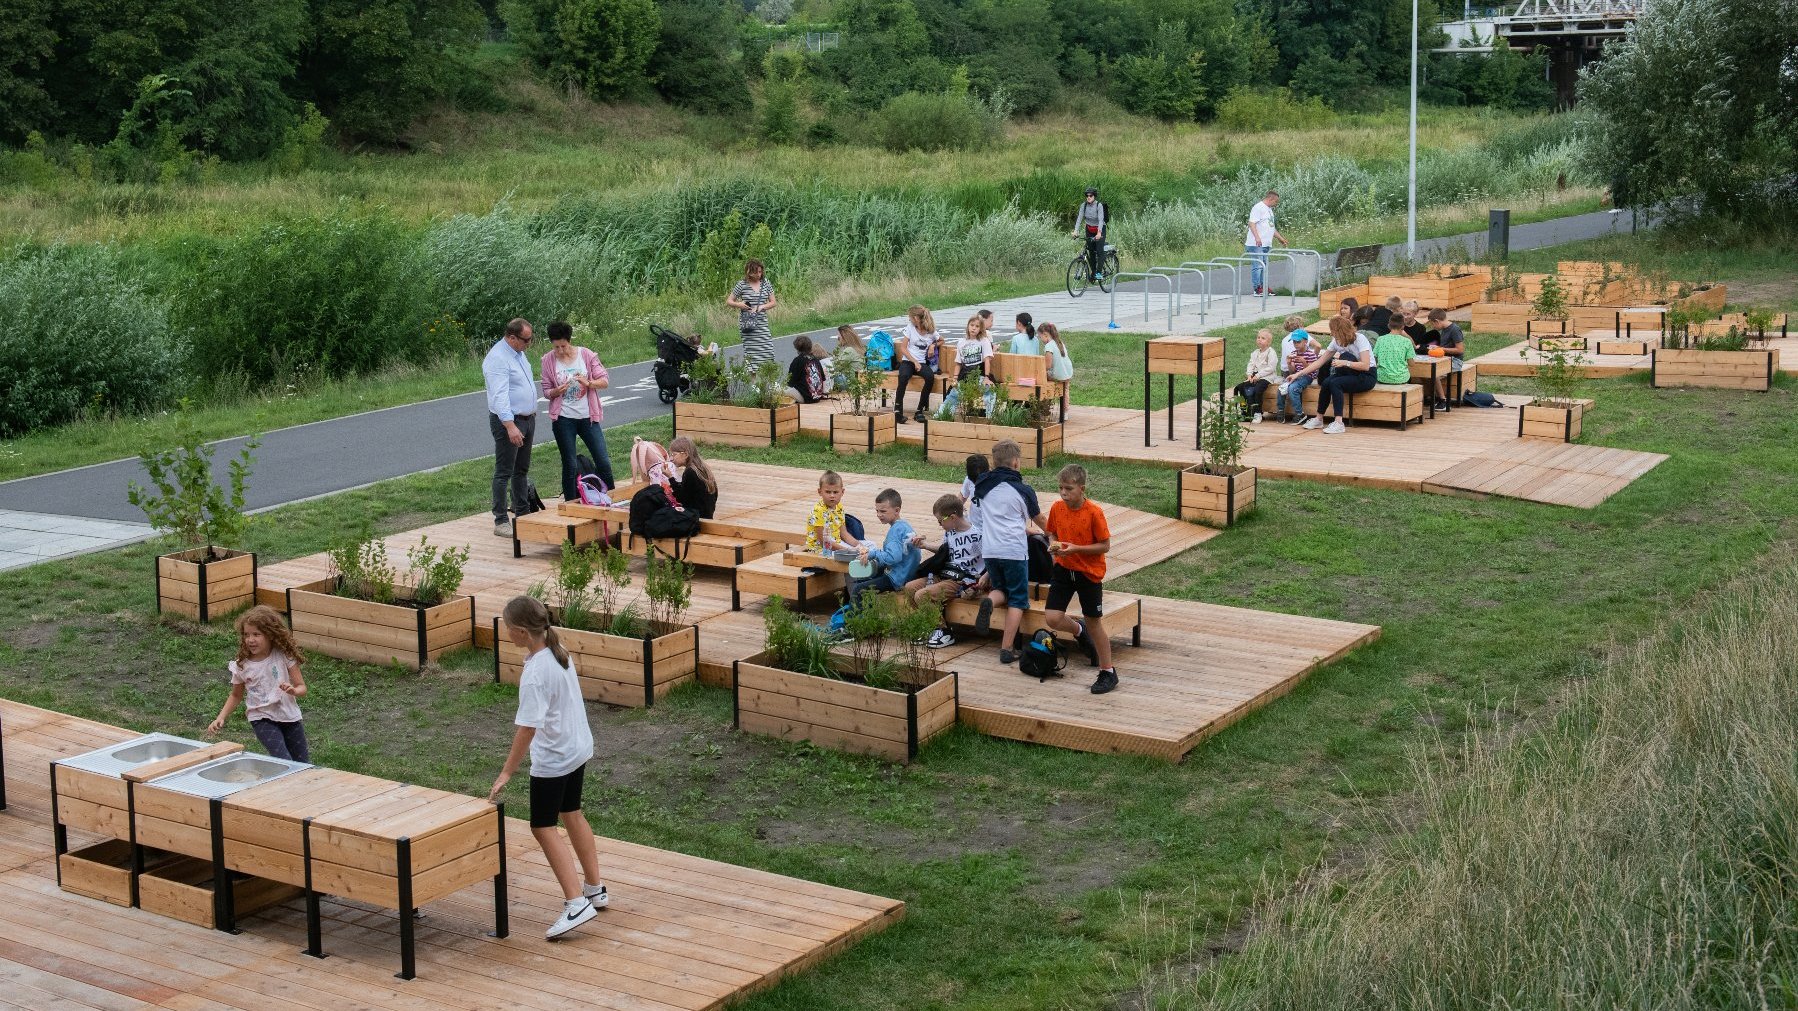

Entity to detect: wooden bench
[511,510,606,559]
[878,369,953,407]
[988,352,1068,422]
[1323,243,1384,288]
[1260,382,1424,428]
[734,551,844,609]
[942,585,1143,648]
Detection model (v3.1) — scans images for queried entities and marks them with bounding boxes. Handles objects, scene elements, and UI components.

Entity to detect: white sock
[582,882,606,897]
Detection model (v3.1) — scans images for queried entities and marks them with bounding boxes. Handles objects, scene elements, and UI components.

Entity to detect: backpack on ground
[1019,628,1067,682]
[865,330,895,371]
[521,479,547,516]
[1460,391,1503,408]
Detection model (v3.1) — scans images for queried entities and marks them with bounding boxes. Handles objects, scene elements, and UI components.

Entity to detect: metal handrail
[1107,272,1175,331]
[1179,261,1234,320]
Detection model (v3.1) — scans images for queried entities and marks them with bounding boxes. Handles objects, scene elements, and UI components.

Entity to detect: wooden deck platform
[1422,439,1669,508]
[0,700,903,1011]
[800,394,1663,509]
[1473,336,1798,378]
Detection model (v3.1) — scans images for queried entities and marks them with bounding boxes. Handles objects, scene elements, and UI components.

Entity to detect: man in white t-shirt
[1245,191,1288,296]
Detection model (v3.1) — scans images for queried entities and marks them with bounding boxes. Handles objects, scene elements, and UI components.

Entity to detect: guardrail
[1107,272,1174,332]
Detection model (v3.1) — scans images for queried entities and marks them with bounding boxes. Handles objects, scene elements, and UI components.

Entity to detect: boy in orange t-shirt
[1043,464,1118,694]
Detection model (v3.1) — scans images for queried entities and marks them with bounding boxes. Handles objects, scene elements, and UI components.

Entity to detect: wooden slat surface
[0,700,903,1011]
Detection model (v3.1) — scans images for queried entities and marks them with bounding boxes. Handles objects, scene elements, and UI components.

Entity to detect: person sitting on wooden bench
[1299,316,1375,435]
[1421,309,1466,412]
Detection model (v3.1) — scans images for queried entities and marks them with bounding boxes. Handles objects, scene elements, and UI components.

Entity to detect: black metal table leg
[302,817,327,958]
[210,797,239,933]
[488,804,509,940]
[396,836,415,980]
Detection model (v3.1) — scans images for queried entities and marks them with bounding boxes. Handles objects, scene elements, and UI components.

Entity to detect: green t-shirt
[1373,333,1414,385]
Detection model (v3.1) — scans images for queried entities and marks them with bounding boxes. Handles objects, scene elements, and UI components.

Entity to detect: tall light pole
[1407,0,1419,260]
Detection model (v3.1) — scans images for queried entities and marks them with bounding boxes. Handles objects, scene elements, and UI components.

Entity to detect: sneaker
[1302,416,1324,430]
[494,521,512,538]
[1090,669,1119,695]
[913,411,927,424]
[546,898,597,939]
[973,597,994,637]
[1287,413,1304,426]
[1073,621,1099,667]
[1435,398,1451,412]
[927,627,956,649]
[1251,412,1263,424]
[582,884,609,909]
[1323,419,1346,435]
[999,648,1018,665]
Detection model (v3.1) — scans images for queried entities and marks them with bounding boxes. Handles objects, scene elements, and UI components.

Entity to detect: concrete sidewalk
[0,206,1642,570]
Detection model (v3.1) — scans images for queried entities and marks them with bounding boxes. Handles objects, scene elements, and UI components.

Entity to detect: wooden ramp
[799,394,1662,508]
[1422,440,1667,508]
[0,700,902,1011]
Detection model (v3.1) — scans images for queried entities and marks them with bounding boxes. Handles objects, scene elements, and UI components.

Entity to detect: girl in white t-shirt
[207,606,310,762]
[895,304,941,423]
[489,595,609,940]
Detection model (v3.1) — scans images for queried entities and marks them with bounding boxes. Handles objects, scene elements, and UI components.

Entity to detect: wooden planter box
[138,856,300,929]
[1672,284,1728,314]
[1368,272,1485,309]
[1178,465,1256,528]
[492,616,698,708]
[1318,282,1369,315]
[829,411,898,455]
[1518,400,1589,442]
[732,651,958,763]
[1651,348,1778,391]
[1596,340,1649,356]
[156,547,256,622]
[924,419,1063,469]
[674,400,800,448]
[286,578,474,670]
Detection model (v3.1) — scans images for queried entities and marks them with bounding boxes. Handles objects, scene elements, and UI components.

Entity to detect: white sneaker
[927,627,956,649]
[1251,412,1263,424]
[1302,416,1324,430]
[546,898,597,939]
[582,884,609,909]
[1323,420,1346,435]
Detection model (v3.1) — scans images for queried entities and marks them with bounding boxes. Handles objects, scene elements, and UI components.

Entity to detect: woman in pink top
[540,321,616,501]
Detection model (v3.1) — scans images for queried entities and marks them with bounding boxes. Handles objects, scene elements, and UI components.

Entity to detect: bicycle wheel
[1098,251,1120,293]
[1066,254,1091,298]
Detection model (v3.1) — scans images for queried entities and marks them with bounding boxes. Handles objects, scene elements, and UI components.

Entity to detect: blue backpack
[865,330,895,370]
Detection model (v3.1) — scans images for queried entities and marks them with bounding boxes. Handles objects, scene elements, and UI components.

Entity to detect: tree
[823,0,951,107]
[504,0,661,98]
[0,0,56,143]
[1577,0,1798,218]
[652,0,751,115]
[1112,20,1205,121]
[301,0,486,143]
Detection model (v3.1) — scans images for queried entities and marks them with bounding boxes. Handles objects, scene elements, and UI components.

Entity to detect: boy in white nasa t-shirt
[489,595,608,940]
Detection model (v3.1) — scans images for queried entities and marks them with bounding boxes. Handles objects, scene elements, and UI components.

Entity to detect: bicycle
[1066,241,1120,298]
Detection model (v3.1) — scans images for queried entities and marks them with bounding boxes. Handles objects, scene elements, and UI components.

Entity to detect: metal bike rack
[1263,251,1315,309]
[1107,272,1174,332]
[1146,266,1210,320]
[1179,261,1235,320]
[1284,248,1326,293]
[1215,256,1266,314]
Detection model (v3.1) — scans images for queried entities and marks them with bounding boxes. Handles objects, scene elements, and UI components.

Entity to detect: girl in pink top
[206,606,310,762]
[540,321,616,500]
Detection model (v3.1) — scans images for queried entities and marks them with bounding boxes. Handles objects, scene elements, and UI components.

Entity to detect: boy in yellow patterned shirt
[805,471,863,552]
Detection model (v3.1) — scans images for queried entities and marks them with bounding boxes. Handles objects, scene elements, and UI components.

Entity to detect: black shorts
[1045,566,1104,618]
[528,766,587,828]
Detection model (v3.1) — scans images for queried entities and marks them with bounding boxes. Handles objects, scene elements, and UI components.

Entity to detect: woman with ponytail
[490,595,609,940]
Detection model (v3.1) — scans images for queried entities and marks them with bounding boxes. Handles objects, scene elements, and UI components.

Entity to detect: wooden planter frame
[286,578,474,670]
[924,418,1063,469]
[1651,348,1778,391]
[673,400,800,448]
[1178,465,1256,528]
[732,650,958,763]
[492,616,698,708]
[155,546,256,622]
[1518,400,1589,442]
[829,410,899,455]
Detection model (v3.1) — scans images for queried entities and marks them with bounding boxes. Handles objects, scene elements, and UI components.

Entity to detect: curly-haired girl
[206,605,310,762]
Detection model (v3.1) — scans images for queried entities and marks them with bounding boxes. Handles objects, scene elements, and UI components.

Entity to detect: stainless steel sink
[145,752,311,799]
[56,732,211,778]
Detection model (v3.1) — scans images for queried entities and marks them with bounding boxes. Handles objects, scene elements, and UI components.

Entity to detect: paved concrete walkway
[0,207,1644,567]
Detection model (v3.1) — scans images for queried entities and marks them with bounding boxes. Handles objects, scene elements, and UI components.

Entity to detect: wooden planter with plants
[495,542,698,706]
[285,534,473,669]
[673,400,800,448]
[1518,400,1590,441]
[829,410,898,454]
[1177,399,1255,527]
[1368,272,1485,310]
[732,597,957,763]
[155,547,257,622]
[128,404,262,622]
[1651,348,1778,391]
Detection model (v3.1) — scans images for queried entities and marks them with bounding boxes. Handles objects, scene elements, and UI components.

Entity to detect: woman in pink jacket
[540,321,616,502]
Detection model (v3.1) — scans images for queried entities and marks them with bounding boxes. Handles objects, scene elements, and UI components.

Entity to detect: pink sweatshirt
[540,347,608,422]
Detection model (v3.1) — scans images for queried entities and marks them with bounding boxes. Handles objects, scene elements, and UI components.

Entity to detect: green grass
[5,233,1797,1008]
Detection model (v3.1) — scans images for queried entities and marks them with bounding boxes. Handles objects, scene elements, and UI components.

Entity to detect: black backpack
[628,485,702,540]
[1018,628,1067,682]
[1027,533,1054,584]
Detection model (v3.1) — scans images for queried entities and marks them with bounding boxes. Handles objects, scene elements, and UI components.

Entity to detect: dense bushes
[0,247,183,436]
[870,91,1003,152]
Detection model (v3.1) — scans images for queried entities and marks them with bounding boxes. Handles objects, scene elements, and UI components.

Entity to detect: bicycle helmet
[1084,187,1098,197]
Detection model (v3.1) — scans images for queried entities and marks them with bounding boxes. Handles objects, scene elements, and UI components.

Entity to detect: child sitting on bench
[906,493,1004,649]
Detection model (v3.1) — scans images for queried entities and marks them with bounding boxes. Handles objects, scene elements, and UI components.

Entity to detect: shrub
[952,201,1064,275]
[1215,87,1334,132]
[505,0,661,98]
[870,91,1001,152]
[652,0,752,116]
[126,400,257,552]
[417,208,599,352]
[0,245,183,435]
[1112,22,1206,122]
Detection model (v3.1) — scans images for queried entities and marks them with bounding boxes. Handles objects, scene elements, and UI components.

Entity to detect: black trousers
[1085,234,1106,275]
[490,412,535,522]
[1232,378,1271,414]
[895,359,936,414]
[1317,370,1376,419]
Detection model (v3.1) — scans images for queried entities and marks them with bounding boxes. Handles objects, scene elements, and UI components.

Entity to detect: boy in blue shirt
[849,489,919,599]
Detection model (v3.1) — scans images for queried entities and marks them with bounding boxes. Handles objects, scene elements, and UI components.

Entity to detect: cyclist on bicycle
[1072,187,1108,281]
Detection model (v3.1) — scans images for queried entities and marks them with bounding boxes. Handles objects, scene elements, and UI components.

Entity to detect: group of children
[811,442,1118,695]
[1229,299,1468,432]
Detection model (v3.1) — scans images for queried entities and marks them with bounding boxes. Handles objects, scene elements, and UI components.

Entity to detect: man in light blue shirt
[484,318,538,536]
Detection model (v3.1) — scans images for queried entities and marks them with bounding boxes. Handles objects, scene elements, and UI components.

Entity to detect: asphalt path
[0,207,1644,524]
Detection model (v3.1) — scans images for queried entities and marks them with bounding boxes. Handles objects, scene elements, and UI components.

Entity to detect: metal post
[396,836,416,980]
[488,804,509,940]
[1407,0,1419,260]
[1488,209,1511,261]
[303,817,326,958]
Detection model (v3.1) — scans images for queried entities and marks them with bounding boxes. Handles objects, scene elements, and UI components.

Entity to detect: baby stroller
[650,323,701,404]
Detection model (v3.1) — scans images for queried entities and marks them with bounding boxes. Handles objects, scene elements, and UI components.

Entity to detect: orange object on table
[1428,346,1445,357]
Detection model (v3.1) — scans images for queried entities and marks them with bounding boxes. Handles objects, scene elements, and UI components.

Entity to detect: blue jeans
[1278,373,1313,416]
[1245,244,1270,290]
[552,415,616,502]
